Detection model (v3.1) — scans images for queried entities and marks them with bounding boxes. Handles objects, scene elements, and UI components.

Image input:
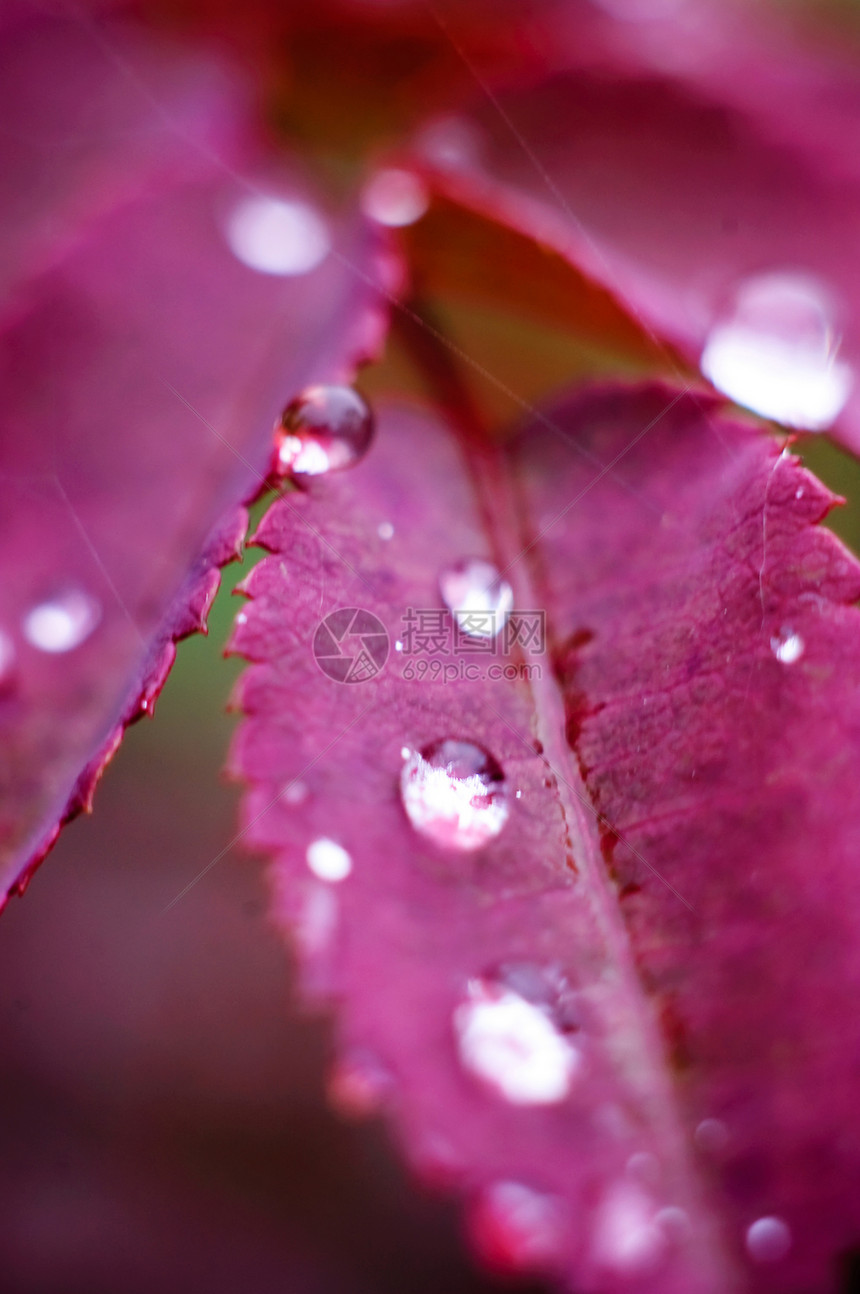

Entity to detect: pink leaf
[230,383,860,1292]
[411,0,860,448]
[0,10,394,904]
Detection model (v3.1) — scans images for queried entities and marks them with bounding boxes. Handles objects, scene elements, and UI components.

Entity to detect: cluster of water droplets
[250,312,804,1286]
[702,271,853,431]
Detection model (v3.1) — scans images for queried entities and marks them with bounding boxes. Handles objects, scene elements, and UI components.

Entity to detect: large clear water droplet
[275,385,374,479]
[439,558,513,641]
[23,589,101,653]
[702,272,853,431]
[400,739,509,850]
[226,194,330,276]
[454,977,580,1105]
[469,1181,565,1273]
[361,168,429,227]
[745,1216,791,1263]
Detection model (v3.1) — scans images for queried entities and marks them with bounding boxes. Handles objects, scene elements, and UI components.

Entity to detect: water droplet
[469,1181,565,1273]
[626,1152,661,1186]
[454,978,580,1105]
[23,589,101,653]
[395,640,404,652]
[235,611,248,625]
[400,739,509,850]
[226,194,330,275]
[361,168,429,227]
[592,1184,666,1275]
[795,485,805,500]
[702,272,853,430]
[414,114,483,171]
[694,1118,728,1155]
[275,385,374,479]
[281,780,309,805]
[306,837,352,883]
[439,559,513,641]
[377,521,394,540]
[745,1216,791,1263]
[327,1049,393,1119]
[770,629,804,664]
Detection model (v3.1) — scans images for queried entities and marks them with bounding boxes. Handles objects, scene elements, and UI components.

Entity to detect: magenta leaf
[411,3,860,449]
[0,10,393,905]
[230,382,860,1292]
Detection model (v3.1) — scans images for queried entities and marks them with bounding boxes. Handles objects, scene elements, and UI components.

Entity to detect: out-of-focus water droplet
[275,385,374,479]
[702,272,853,431]
[694,1118,728,1155]
[361,168,429,227]
[327,1049,393,1119]
[0,630,16,686]
[306,837,352,883]
[295,883,338,961]
[626,1152,661,1187]
[592,1183,666,1275]
[745,1216,791,1263]
[226,194,330,275]
[400,739,509,850]
[414,114,483,171]
[377,521,394,540]
[439,559,513,641]
[770,629,804,665]
[655,1207,690,1243]
[23,589,101,653]
[469,1181,565,1273]
[454,978,580,1105]
[282,780,309,805]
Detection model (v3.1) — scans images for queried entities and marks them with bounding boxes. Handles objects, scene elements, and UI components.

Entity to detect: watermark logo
[400,609,545,656]
[313,607,546,684]
[313,607,390,683]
